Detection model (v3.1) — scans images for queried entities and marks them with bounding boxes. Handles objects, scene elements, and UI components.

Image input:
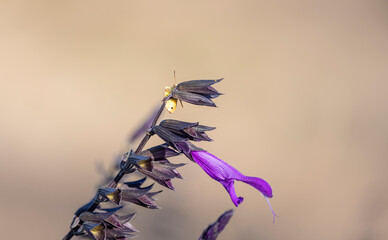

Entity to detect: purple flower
[190,151,277,222]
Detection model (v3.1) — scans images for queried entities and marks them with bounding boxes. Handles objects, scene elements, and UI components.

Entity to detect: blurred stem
[62,101,166,240]
[134,100,165,154]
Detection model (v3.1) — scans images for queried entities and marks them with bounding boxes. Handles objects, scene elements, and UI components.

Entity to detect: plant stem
[62,101,166,240]
[134,101,165,154]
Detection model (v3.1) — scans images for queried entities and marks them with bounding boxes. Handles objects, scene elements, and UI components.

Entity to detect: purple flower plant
[63,78,276,240]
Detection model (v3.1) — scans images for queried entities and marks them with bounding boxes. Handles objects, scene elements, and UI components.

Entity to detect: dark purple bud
[84,222,106,240]
[173,90,217,107]
[155,120,214,144]
[139,167,175,190]
[161,119,215,140]
[79,207,121,223]
[136,168,173,190]
[121,184,154,199]
[84,220,137,240]
[139,144,180,161]
[122,193,161,209]
[128,152,151,164]
[120,185,160,209]
[152,125,187,143]
[170,78,223,107]
[138,158,154,172]
[183,127,213,142]
[98,187,121,205]
[149,162,185,180]
[199,209,234,240]
[137,191,162,209]
[176,79,223,94]
[159,119,198,130]
[136,161,185,190]
[105,213,138,232]
[120,151,151,170]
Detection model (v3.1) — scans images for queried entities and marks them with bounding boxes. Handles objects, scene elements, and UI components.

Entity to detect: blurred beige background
[1,0,388,239]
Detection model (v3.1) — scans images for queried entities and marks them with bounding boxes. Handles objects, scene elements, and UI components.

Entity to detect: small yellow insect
[164,84,177,113]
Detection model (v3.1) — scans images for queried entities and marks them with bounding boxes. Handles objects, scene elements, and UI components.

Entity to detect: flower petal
[191,151,233,181]
[237,175,273,198]
[220,180,244,207]
[173,90,217,107]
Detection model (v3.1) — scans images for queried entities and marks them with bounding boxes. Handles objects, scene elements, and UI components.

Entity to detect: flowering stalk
[63,78,275,240]
[62,102,166,240]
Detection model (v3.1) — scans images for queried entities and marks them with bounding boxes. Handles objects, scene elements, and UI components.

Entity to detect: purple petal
[238,175,273,198]
[191,151,272,197]
[191,151,240,180]
[191,151,275,219]
[220,180,244,207]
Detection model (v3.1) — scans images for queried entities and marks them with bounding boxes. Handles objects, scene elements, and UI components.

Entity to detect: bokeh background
[1,0,388,239]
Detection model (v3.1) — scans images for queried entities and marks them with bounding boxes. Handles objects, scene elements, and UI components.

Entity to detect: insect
[164,70,183,113]
[164,84,177,113]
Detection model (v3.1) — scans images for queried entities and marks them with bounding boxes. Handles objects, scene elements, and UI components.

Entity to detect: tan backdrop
[1,1,388,239]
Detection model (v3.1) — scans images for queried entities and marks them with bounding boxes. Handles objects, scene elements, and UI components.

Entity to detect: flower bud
[164,78,223,112]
